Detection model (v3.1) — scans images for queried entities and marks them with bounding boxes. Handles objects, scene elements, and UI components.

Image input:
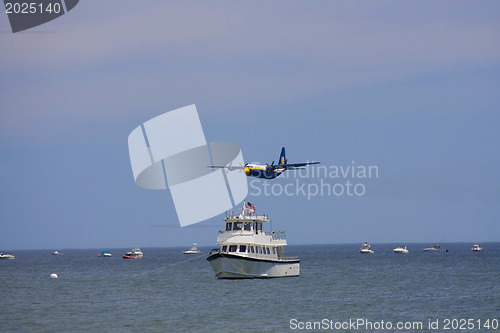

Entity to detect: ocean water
[1,243,499,332]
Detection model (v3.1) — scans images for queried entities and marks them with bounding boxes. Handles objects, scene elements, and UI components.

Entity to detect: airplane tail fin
[279,147,287,166]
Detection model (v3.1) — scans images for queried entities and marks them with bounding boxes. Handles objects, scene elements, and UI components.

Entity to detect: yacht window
[257,223,263,231]
[250,246,254,253]
[272,247,276,254]
[239,245,247,252]
[233,222,243,231]
[266,247,270,255]
[258,247,263,254]
[222,245,227,252]
[229,245,237,252]
[243,223,251,231]
[226,223,232,231]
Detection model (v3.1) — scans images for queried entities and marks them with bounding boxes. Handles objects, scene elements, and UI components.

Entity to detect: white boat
[359,242,374,254]
[393,245,409,254]
[183,243,201,254]
[98,251,112,257]
[207,206,300,279]
[471,244,482,252]
[52,251,61,255]
[0,252,15,259]
[422,245,448,252]
[122,248,143,259]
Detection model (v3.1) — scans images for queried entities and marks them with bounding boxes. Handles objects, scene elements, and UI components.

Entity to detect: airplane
[209,147,320,179]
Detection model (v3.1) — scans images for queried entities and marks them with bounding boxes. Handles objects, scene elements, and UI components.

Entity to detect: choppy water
[1,243,499,332]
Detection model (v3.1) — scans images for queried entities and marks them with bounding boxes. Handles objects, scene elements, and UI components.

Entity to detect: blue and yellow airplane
[210,147,320,179]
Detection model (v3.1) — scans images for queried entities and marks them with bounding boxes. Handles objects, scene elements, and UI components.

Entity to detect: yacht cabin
[215,213,289,261]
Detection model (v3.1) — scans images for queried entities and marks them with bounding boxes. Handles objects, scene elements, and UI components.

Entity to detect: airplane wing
[207,165,245,171]
[274,161,320,170]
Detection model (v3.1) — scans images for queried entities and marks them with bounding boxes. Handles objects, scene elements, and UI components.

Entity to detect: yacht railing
[219,230,287,240]
[265,230,286,240]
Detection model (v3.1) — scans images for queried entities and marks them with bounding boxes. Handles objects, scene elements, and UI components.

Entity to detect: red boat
[122,248,143,259]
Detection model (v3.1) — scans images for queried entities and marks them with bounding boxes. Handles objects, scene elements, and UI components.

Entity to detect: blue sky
[1,1,499,250]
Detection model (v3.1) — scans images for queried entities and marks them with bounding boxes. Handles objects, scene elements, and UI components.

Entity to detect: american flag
[244,202,256,213]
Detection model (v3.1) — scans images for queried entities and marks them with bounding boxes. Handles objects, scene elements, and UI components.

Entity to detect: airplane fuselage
[244,164,285,179]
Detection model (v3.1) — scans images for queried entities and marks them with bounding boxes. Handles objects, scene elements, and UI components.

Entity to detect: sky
[1,1,499,250]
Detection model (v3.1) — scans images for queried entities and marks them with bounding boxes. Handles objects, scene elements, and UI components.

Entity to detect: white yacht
[422,245,448,252]
[471,244,482,252]
[393,245,409,254]
[359,242,374,254]
[52,250,61,255]
[183,243,202,254]
[0,252,15,259]
[206,207,300,279]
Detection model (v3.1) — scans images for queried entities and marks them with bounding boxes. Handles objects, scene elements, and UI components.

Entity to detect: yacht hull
[207,253,300,278]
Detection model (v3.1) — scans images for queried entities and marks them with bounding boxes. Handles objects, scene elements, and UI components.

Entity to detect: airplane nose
[244,166,250,175]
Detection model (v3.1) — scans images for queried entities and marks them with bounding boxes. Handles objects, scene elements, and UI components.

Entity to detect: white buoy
[50,273,58,279]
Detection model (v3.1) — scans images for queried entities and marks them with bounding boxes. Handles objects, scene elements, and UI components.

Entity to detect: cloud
[1,1,499,141]
[3,2,499,69]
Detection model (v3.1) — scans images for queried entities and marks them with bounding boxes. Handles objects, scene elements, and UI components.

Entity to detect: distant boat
[393,246,409,254]
[471,244,482,252]
[422,245,448,252]
[52,251,61,255]
[122,248,143,259]
[183,243,202,254]
[360,242,374,254]
[98,251,112,257]
[0,252,15,259]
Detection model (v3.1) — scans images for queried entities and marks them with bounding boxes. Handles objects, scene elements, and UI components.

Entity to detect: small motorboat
[183,243,202,254]
[393,246,409,254]
[122,248,143,259]
[422,245,448,252]
[0,252,15,259]
[359,242,374,254]
[471,244,482,252]
[52,251,61,255]
[98,251,112,257]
